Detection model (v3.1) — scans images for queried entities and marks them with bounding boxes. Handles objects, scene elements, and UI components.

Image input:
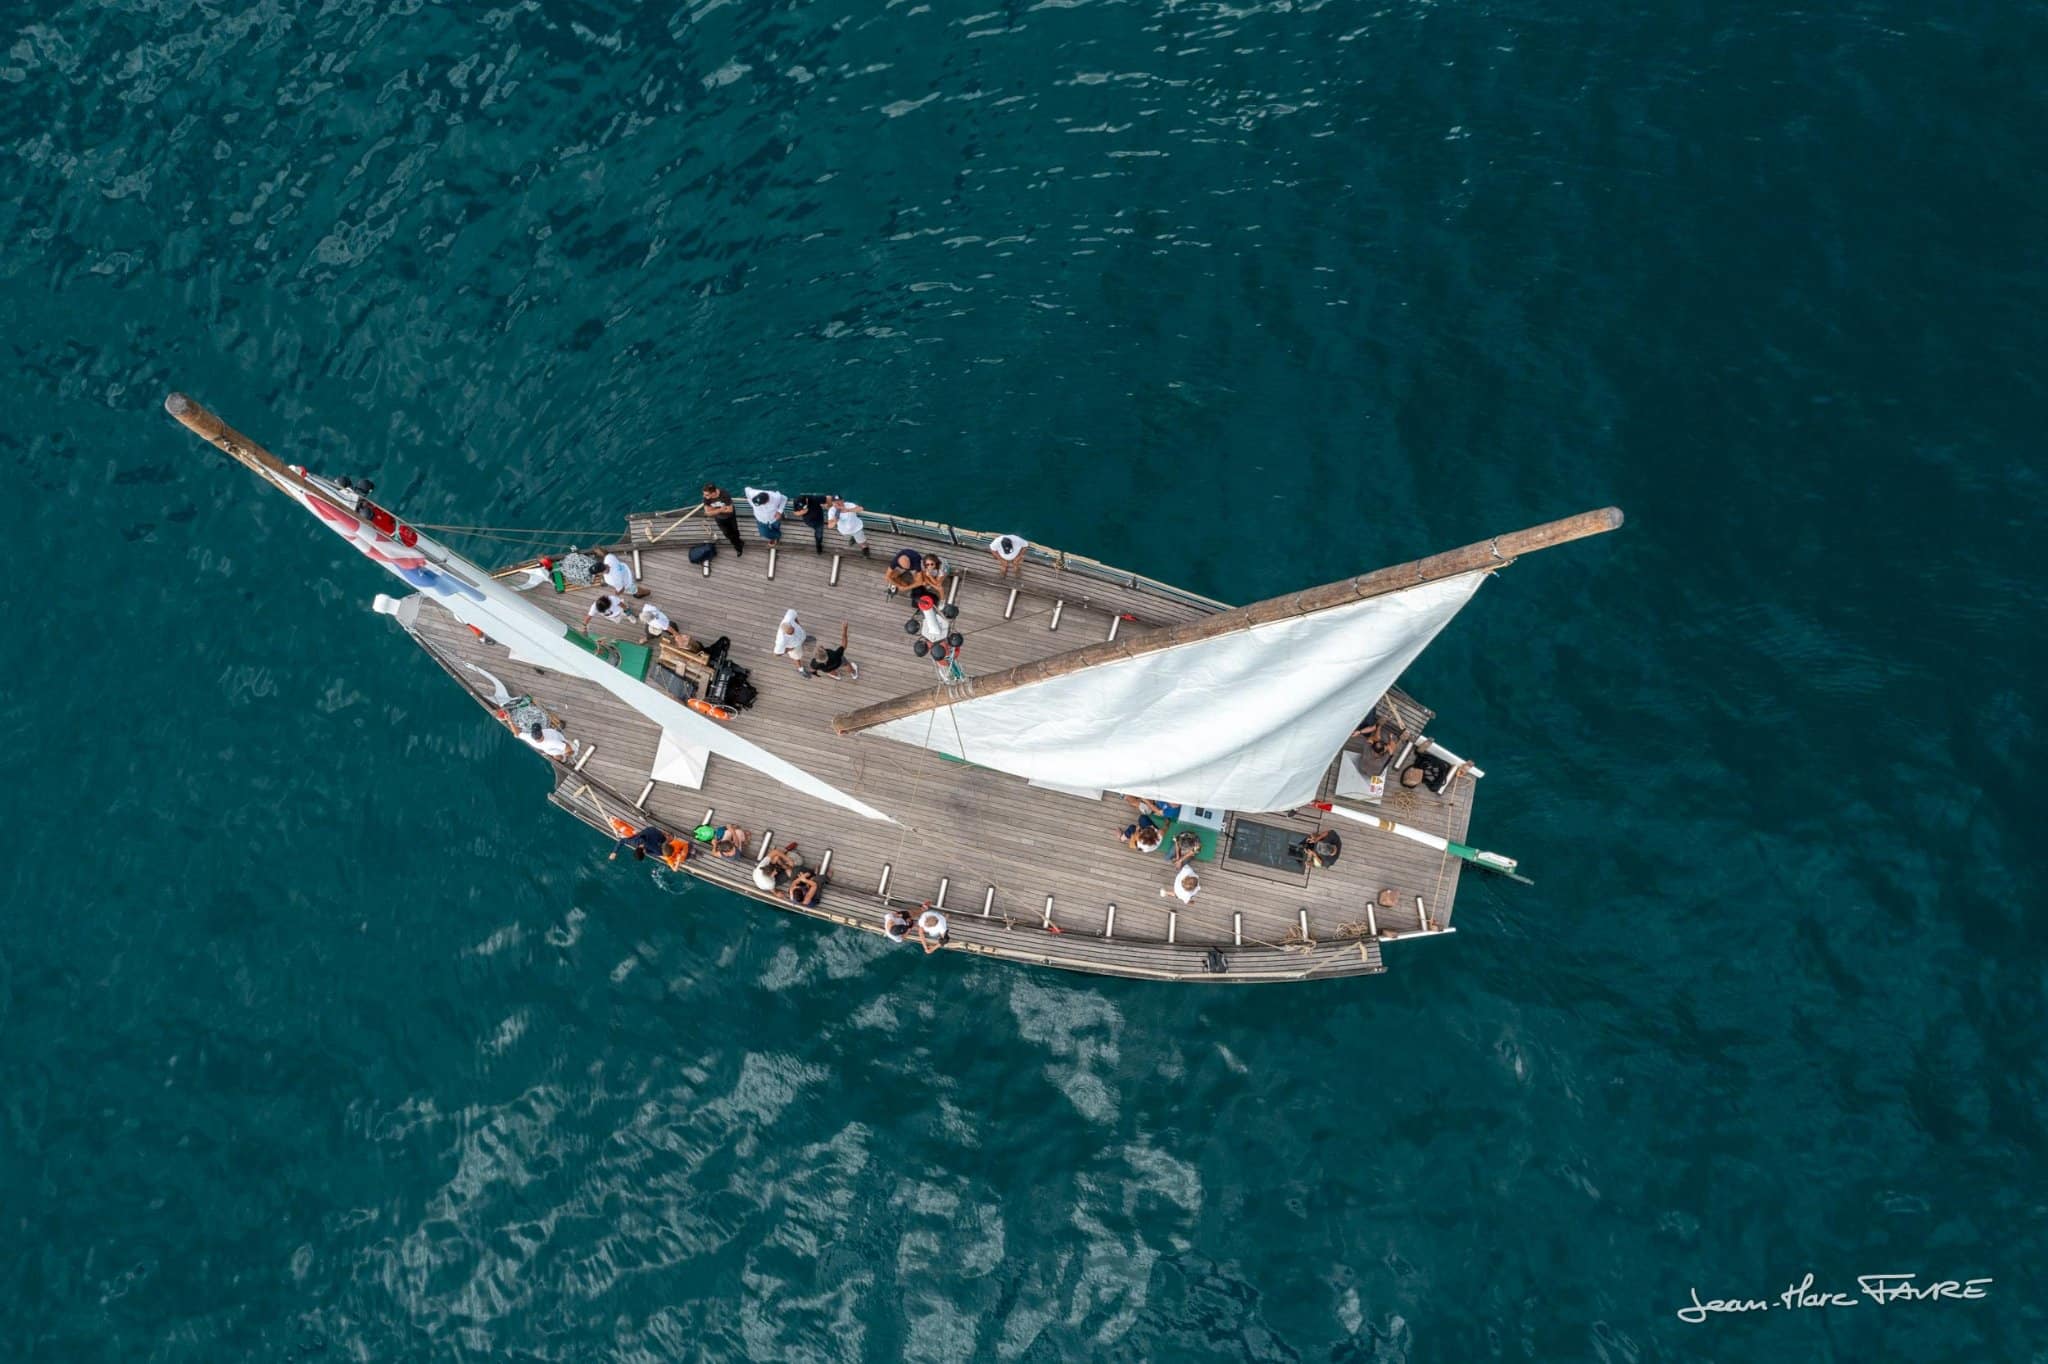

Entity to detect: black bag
[704,665,732,706]
[704,635,731,666]
[725,677,758,711]
[688,542,717,565]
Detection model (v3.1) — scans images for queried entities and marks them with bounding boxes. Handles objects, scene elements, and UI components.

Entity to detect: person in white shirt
[826,496,869,556]
[600,551,646,598]
[743,487,787,543]
[988,533,1028,579]
[584,594,627,627]
[772,608,809,668]
[517,721,576,760]
[639,602,673,638]
[1161,865,1201,904]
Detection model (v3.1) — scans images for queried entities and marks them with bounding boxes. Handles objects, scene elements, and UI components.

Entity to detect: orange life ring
[686,698,733,721]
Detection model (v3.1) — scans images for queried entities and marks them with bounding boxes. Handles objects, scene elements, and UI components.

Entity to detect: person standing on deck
[701,483,744,556]
[639,601,682,643]
[803,623,860,681]
[584,594,628,628]
[744,487,787,543]
[789,495,830,554]
[772,608,810,668]
[988,533,1028,579]
[826,496,870,556]
[601,551,647,599]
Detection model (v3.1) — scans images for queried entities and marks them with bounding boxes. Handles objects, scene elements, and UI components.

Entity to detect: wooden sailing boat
[166,393,1621,984]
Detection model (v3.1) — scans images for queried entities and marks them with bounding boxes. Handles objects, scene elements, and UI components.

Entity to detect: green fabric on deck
[1163,820,1219,862]
[565,631,653,681]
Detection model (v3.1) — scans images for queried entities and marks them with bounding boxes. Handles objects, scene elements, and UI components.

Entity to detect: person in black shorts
[803,623,860,681]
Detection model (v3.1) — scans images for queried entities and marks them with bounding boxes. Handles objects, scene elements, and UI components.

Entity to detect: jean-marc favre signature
[1676,1273,1993,1324]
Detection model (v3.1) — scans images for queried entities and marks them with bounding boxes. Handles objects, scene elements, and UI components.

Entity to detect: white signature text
[1676,1273,1993,1325]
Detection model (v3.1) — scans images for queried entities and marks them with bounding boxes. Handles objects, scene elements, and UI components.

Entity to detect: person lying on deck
[783,869,824,907]
[1123,794,1183,824]
[1118,819,1165,853]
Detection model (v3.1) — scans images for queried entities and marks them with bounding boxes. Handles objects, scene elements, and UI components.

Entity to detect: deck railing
[632,505,1228,612]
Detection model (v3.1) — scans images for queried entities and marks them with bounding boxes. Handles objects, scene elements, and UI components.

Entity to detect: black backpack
[688,542,717,565]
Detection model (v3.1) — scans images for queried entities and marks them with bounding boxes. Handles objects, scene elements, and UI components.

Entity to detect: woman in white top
[772,608,809,668]
[1162,865,1201,904]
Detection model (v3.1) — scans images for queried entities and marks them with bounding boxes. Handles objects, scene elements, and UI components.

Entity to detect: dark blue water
[4,0,2042,1358]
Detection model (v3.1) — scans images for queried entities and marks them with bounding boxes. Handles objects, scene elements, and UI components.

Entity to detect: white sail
[282,473,896,824]
[869,570,1487,812]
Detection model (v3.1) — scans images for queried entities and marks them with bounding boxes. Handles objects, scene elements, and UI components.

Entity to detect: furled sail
[164,394,895,825]
[863,571,1487,812]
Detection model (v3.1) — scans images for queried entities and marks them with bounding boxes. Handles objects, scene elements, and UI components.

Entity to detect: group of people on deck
[1116,795,1205,905]
[521,487,1045,952]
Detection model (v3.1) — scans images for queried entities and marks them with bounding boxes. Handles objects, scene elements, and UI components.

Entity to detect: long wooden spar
[831,506,1623,736]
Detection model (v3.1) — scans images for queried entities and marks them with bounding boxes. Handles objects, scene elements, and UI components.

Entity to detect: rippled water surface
[4,0,2042,1358]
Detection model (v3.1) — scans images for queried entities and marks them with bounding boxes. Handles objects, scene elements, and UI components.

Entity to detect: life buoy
[660,839,689,871]
[687,698,733,721]
[918,909,949,939]
[608,816,638,840]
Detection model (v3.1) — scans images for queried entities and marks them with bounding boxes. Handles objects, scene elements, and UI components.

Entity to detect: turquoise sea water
[3,0,2042,1358]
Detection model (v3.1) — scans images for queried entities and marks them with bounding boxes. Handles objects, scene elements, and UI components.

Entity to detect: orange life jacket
[660,839,689,871]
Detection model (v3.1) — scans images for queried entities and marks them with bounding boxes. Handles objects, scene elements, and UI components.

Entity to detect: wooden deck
[403,511,1487,984]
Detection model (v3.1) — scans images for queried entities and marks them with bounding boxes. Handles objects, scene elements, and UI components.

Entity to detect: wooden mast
[164,392,305,490]
[832,506,1623,736]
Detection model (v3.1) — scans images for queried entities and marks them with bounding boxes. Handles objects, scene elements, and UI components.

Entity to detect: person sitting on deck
[584,594,627,627]
[601,551,648,599]
[1123,794,1183,824]
[1170,830,1203,871]
[803,623,860,681]
[914,903,950,954]
[1118,819,1165,854]
[696,825,749,859]
[752,842,802,891]
[910,554,951,597]
[1161,865,1201,904]
[784,869,825,906]
[516,720,577,760]
[1291,829,1343,871]
[883,906,916,943]
[884,547,926,594]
